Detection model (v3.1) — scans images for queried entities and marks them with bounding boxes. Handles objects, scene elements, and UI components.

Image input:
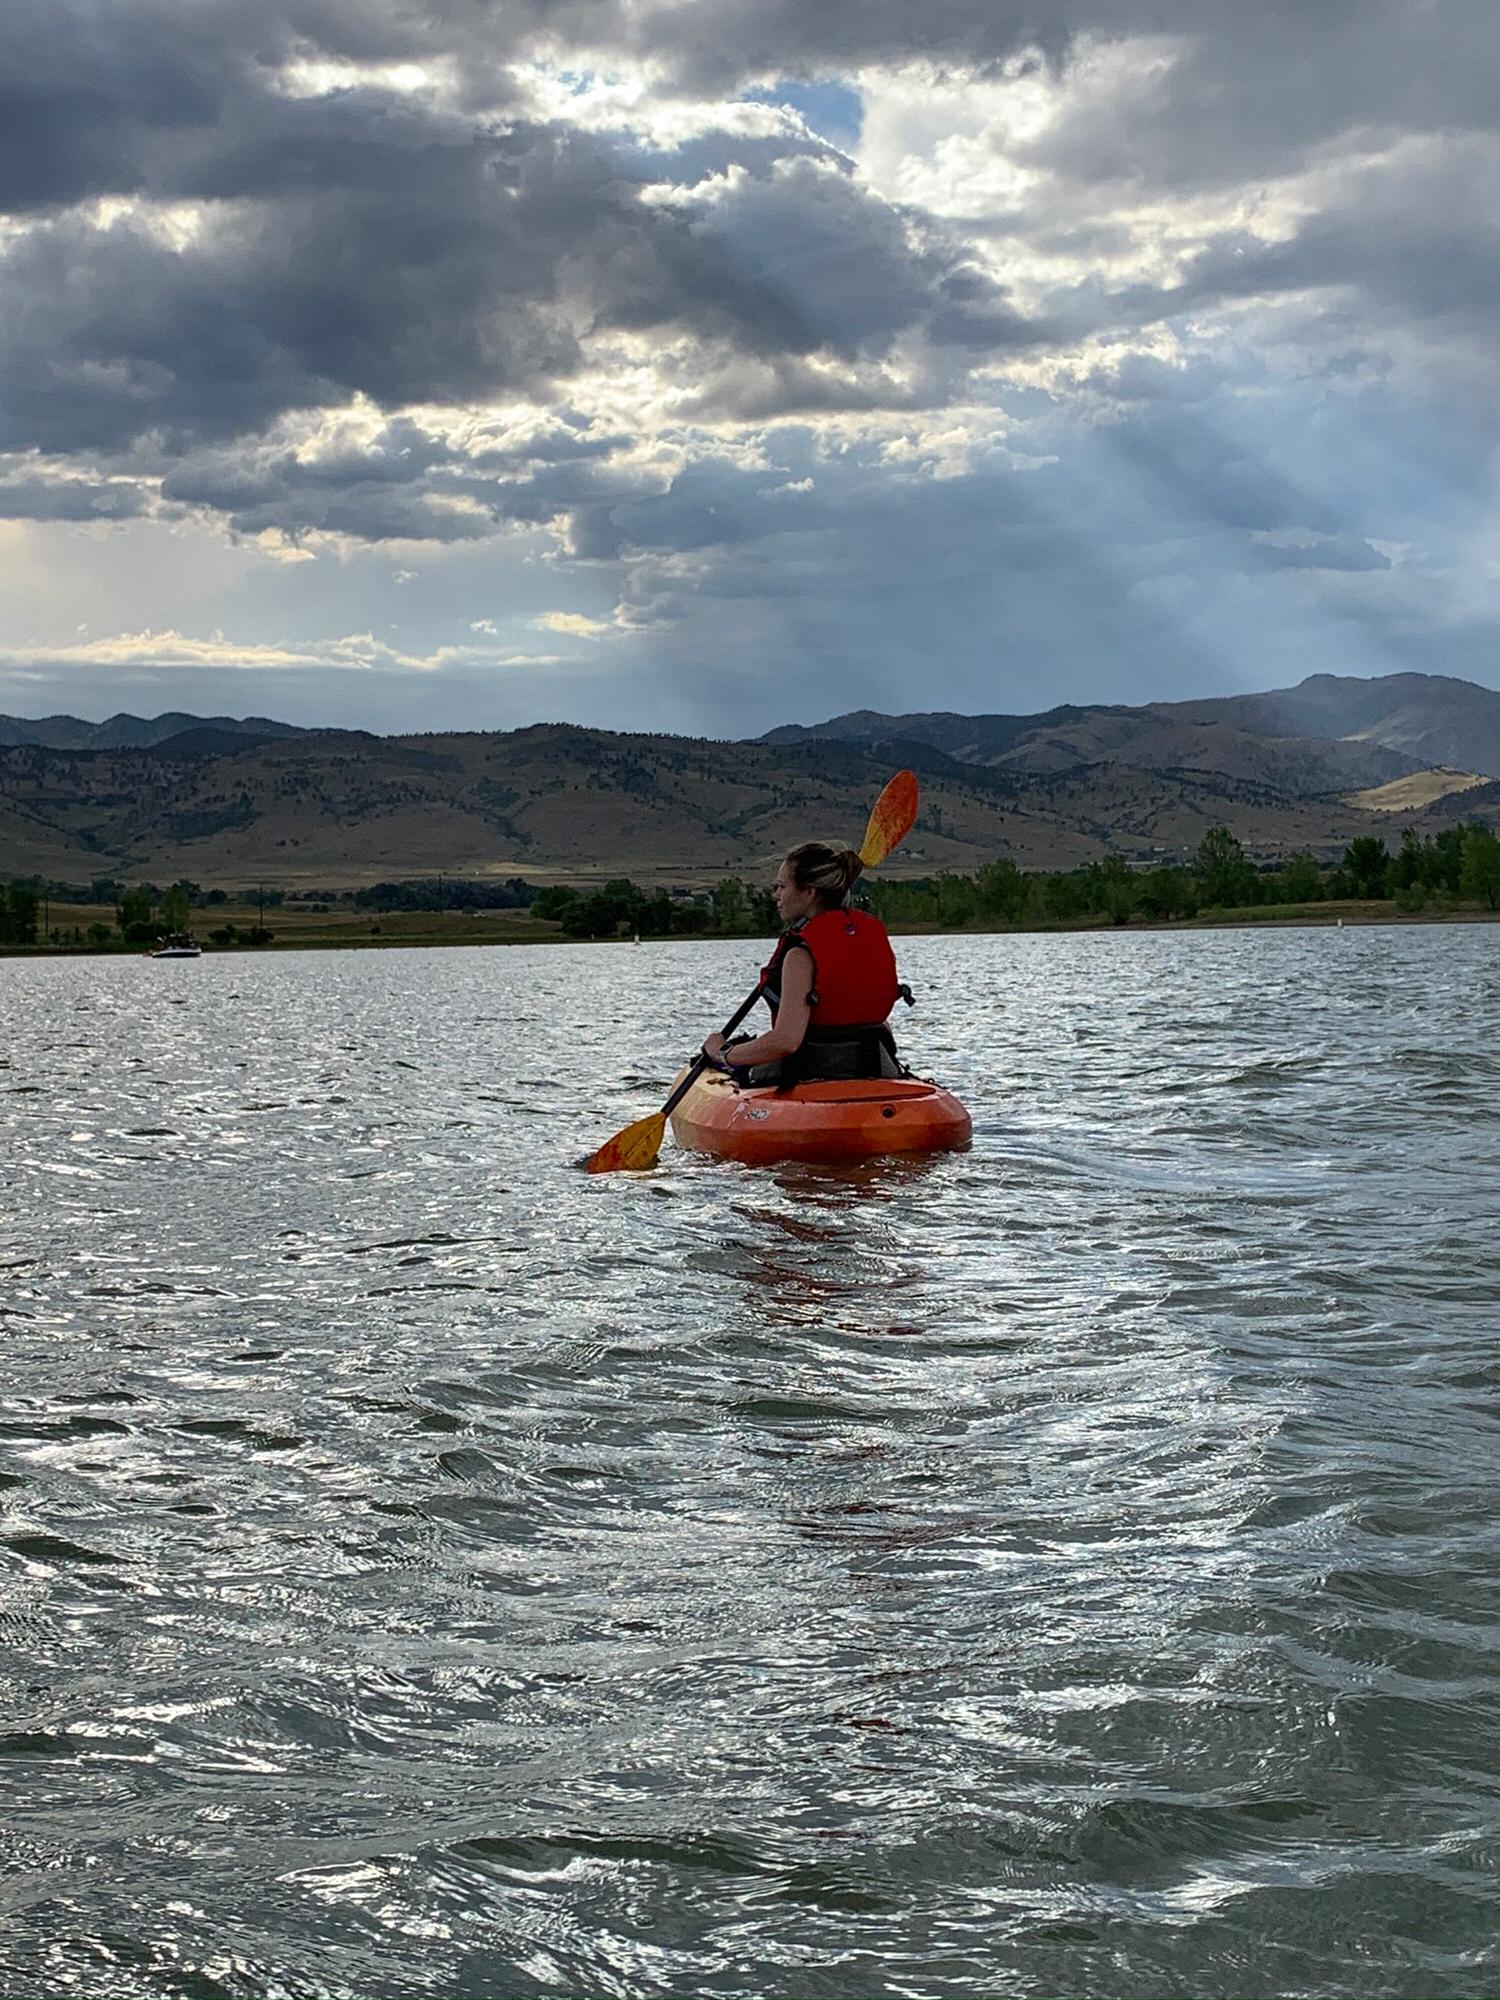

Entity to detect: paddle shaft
[658,975,771,1123]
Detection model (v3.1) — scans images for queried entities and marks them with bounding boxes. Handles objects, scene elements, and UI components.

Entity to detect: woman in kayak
[702,841,908,1085]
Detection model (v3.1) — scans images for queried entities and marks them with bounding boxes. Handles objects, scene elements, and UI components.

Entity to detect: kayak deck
[669,1068,972,1165]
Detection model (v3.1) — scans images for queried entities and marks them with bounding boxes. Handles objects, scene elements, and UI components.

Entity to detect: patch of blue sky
[551,67,607,96]
[743,79,863,151]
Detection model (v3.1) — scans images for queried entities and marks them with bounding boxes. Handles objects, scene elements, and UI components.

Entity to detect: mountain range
[2,671,1499,888]
[762,672,1500,794]
[0,710,307,753]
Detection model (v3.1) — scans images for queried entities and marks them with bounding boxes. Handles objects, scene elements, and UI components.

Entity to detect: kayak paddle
[858,767,918,869]
[583,769,919,1174]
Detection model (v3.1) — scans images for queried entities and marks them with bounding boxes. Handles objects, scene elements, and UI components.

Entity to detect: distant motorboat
[149,933,202,959]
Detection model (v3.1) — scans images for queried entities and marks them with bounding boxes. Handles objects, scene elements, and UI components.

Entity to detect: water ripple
[0,928,1497,1997]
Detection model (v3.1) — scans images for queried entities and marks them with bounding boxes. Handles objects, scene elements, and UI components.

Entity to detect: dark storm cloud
[157,410,641,544]
[1022,1,1500,195]
[609,0,1080,91]
[619,0,1500,181]
[1160,144,1500,346]
[0,0,503,214]
[0,64,1022,468]
[9,0,1491,218]
[650,155,1033,359]
[0,126,585,453]
[2,0,1488,469]
[2,0,1497,733]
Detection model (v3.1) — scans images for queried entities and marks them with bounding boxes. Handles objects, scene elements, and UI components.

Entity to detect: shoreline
[4,901,1499,959]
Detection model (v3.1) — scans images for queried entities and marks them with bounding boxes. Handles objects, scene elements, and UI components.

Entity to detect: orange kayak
[668,1067,972,1166]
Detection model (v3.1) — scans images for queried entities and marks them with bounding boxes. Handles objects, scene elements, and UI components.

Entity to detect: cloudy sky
[2,0,1497,734]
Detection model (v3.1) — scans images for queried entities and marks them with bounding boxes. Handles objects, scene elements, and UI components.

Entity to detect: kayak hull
[669,1069,972,1166]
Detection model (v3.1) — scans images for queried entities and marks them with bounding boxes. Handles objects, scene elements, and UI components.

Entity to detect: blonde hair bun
[786,841,865,906]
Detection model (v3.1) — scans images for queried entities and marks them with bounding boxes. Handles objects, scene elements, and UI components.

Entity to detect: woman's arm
[703,947,813,1069]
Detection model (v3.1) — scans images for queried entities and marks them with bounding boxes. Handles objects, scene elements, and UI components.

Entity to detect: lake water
[1,927,1497,2000]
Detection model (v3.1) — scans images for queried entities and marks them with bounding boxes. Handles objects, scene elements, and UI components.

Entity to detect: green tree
[1343,836,1391,899]
[0,886,40,945]
[561,895,616,938]
[559,879,641,939]
[934,872,978,927]
[1431,824,1467,895]
[1391,827,1424,893]
[117,886,153,933]
[600,877,642,914]
[636,892,675,936]
[598,879,643,935]
[710,877,746,933]
[159,881,193,932]
[1194,827,1254,908]
[1460,824,1500,909]
[974,858,1028,922]
[1081,856,1138,925]
[1035,871,1087,922]
[533,886,579,921]
[1136,866,1193,920]
[868,878,939,926]
[1280,851,1323,903]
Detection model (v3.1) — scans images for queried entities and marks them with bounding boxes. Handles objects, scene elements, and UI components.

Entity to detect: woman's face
[772,862,819,925]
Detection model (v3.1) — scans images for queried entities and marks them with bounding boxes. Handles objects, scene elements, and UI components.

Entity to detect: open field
[18,900,566,952]
[1346,766,1490,812]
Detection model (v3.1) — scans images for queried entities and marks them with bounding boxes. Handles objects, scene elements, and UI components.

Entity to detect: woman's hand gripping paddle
[582,770,919,1173]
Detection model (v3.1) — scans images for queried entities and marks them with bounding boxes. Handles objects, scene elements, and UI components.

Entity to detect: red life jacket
[761,909,900,1027]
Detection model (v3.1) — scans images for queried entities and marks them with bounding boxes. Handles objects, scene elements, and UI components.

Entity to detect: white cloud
[0,627,569,676]
[533,610,612,637]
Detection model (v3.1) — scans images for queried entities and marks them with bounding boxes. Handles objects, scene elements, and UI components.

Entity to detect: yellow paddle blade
[583,1110,668,1174]
[859,769,919,867]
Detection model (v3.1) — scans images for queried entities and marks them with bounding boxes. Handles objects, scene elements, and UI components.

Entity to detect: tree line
[353,877,536,911]
[0,880,276,949]
[3,820,1499,949]
[434,822,1500,937]
[532,878,780,938]
[864,821,1500,928]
